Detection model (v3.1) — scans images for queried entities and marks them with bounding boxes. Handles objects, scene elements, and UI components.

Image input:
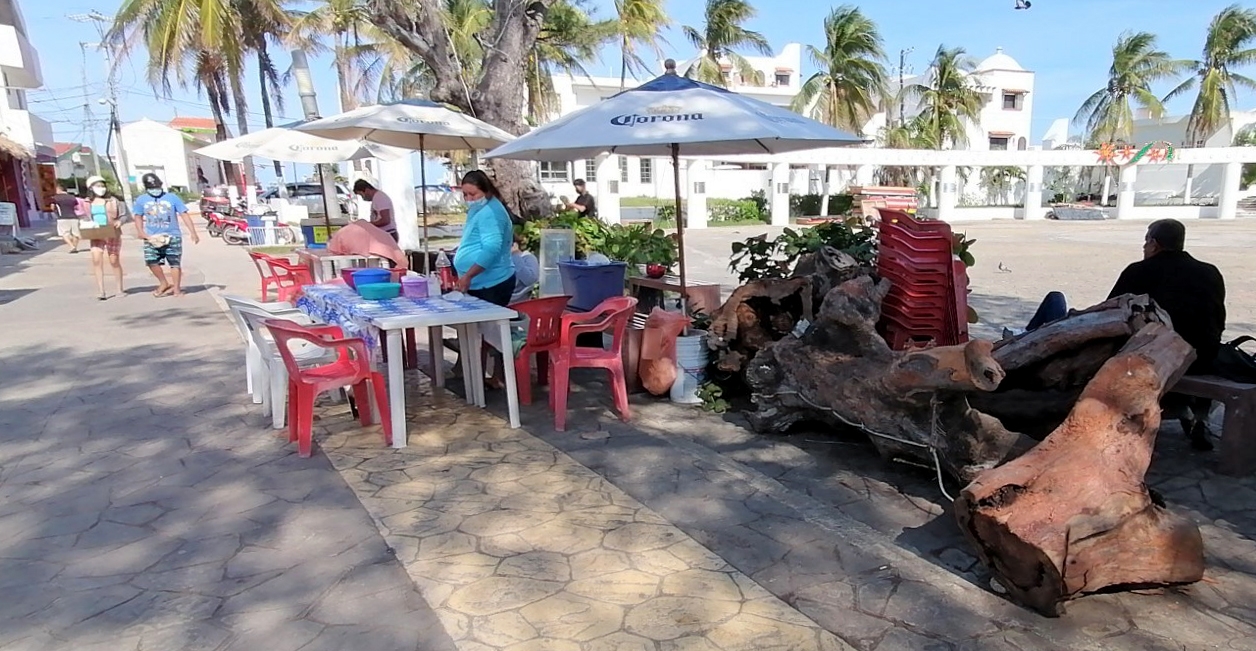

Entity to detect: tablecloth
[296,282,501,360]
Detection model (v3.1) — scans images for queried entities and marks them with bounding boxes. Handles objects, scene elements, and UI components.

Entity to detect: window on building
[639,159,653,184]
[619,156,629,183]
[989,137,1010,151]
[775,72,790,86]
[1002,92,1023,110]
[584,159,597,181]
[539,161,569,182]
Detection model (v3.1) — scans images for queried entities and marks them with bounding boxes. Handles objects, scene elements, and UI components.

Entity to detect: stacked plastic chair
[874,209,970,349]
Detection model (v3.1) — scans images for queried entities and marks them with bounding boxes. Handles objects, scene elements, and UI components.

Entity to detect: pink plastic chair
[548,296,638,431]
[265,319,392,457]
[507,296,571,405]
[250,251,315,303]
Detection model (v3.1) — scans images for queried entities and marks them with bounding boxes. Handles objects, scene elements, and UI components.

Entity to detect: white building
[0,0,50,227]
[112,117,229,191]
[1128,110,1256,204]
[539,45,1037,207]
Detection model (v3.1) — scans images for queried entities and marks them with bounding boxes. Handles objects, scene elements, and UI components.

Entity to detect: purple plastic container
[400,276,429,299]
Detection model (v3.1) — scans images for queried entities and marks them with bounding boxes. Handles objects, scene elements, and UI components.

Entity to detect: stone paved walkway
[0,230,455,651]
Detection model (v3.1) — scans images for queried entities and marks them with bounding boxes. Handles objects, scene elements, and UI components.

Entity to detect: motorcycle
[219,215,252,245]
[203,210,234,238]
[220,211,298,247]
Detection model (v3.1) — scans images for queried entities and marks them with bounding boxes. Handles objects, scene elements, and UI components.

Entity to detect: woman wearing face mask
[452,170,516,306]
[84,176,124,300]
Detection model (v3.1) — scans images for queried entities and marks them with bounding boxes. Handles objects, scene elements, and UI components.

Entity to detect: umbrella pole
[317,164,333,232]
[420,134,430,274]
[671,143,688,318]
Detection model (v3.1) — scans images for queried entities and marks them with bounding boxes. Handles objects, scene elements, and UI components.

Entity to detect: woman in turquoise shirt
[453,170,516,306]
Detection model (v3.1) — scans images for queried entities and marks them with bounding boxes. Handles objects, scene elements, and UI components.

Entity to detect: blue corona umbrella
[486,60,865,301]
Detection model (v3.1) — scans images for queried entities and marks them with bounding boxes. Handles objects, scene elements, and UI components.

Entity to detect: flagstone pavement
[5,220,1256,651]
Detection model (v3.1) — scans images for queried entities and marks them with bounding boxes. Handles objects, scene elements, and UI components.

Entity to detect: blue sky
[23,0,1255,182]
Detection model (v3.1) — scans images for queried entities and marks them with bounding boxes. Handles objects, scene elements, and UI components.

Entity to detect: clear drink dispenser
[538,229,575,297]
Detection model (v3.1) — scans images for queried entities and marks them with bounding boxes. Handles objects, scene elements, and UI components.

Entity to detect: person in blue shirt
[453,170,515,306]
[132,173,200,297]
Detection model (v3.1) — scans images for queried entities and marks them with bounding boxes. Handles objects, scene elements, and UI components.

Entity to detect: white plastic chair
[236,305,336,429]
[222,294,299,404]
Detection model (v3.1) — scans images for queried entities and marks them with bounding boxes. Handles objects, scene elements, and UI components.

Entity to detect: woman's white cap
[86,175,106,187]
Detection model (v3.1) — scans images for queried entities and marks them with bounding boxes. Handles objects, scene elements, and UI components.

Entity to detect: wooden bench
[1172,375,1256,476]
[628,275,722,317]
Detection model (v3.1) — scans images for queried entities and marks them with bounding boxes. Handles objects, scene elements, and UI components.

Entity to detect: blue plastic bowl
[352,268,392,289]
[357,282,401,300]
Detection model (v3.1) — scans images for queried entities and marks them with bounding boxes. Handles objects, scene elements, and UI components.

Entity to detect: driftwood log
[970,294,1171,437]
[708,247,872,376]
[744,275,1035,481]
[954,322,1203,616]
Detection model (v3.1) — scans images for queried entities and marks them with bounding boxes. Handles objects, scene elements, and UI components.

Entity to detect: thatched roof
[0,134,33,160]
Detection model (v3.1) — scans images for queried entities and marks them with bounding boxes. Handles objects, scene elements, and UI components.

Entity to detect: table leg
[469,323,486,408]
[456,325,476,405]
[386,329,407,448]
[428,326,444,388]
[498,320,521,429]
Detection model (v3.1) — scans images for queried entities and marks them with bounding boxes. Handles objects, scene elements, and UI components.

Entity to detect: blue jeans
[1027,291,1067,331]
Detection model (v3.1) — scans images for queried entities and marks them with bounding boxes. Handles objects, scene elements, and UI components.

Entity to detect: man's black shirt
[1108,250,1226,371]
[574,191,597,218]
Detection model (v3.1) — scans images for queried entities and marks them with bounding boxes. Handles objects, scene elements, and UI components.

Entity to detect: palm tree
[110,0,285,191]
[979,166,1026,205]
[905,45,983,149]
[291,0,385,113]
[1165,5,1256,198]
[614,0,671,90]
[789,5,887,136]
[525,0,617,124]
[1074,31,1184,144]
[682,0,772,87]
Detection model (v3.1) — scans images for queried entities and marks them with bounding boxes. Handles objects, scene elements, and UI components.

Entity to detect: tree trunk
[968,294,1170,437]
[229,75,255,198]
[954,322,1203,616]
[744,274,1035,481]
[256,50,283,180]
[369,0,548,217]
[208,97,237,189]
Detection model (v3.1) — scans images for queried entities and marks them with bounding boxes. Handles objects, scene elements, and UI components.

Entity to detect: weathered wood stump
[744,275,1035,481]
[954,322,1204,616]
[970,294,1171,437]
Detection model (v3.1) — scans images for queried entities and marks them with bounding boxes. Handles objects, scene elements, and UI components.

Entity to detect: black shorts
[468,275,516,307]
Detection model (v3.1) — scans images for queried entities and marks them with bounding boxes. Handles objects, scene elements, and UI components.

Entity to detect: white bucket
[670,331,709,404]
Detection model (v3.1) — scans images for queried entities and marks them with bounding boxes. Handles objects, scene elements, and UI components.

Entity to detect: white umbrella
[297,100,517,268]
[194,121,409,163]
[485,61,865,302]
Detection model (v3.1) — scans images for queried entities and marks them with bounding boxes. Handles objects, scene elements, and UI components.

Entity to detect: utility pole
[79,43,104,189]
[897,47,914,129]
[70,12,132,207]
[291,49,338,228]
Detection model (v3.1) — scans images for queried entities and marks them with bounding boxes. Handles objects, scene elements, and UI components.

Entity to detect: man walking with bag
[132,173,199,297]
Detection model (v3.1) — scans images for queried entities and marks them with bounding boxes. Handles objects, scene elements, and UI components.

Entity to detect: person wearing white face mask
[84,176,124,300]
[452,170,516,306]
[132,172,199,297]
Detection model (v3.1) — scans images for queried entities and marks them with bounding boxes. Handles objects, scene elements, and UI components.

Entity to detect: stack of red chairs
[874,210,970,349]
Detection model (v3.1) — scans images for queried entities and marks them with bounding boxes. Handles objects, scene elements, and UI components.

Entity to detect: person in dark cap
[132,172,199,297]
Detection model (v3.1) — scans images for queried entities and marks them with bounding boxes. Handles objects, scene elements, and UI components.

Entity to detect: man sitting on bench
[1108,219,1227,450]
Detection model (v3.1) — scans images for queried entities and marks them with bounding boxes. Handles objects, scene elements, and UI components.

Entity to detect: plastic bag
[639,308,691,396]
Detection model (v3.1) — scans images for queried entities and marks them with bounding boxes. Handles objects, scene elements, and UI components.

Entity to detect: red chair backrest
[560,296,638,351]
[250,252,312,288]
[263,318,368,383]
[510,295,571,350]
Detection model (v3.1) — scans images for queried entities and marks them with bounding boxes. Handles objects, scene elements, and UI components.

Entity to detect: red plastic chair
[264,319,392,457]
[506,295,571,405]
[548,296,638,431]
[250,252,315,303]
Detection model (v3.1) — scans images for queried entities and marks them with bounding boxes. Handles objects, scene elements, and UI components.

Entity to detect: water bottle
[435,249,456,292]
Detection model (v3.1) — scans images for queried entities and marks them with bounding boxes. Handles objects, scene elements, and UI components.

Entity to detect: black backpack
[1213,336,1256,384]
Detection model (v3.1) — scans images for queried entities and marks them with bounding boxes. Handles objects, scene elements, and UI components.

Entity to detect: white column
[770,162,790,226]
[595,154,620,225]
[816,165,830,216]
[1101,173,1112,207]
[855,164,875,188]
[1023,165,1045,220]
[1115,164,1137,219]
[1219,161,1242,220]
[937,165,958,222]
[686,159,709,229]
[1183,171,1194,204]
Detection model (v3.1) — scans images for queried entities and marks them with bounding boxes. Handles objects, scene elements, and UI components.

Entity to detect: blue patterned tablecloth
[296,282,499,360]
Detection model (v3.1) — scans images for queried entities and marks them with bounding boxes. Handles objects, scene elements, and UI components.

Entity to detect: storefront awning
[0,134,32,160]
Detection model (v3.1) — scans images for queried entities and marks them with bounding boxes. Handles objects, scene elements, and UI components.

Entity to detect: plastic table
[296,283,521,446]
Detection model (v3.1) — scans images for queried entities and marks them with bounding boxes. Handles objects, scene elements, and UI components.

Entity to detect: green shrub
[729,218,876,283]
[708,198,766,223]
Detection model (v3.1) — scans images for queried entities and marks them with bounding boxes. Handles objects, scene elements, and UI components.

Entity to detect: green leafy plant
[600,223,678,270]
[515,211,610,257]
[708,198,765,223]
[729,219,876,283]
[789,193,854,217]
[696,381,730,413]
[952,232,976,267]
